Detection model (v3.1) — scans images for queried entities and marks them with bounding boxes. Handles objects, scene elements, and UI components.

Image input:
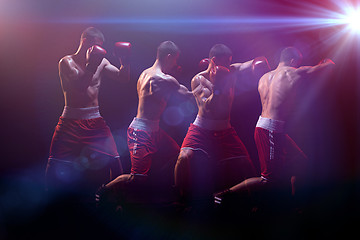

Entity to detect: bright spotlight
[345,8,360,32]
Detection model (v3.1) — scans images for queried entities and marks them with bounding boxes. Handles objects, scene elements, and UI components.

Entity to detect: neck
[74,43,87,58]
[208,60,216,71]
[277,62,287,69]
[153,59,166,72]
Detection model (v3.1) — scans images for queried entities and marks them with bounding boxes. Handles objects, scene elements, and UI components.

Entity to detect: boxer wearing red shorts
[127,117,179,177]
[254,116,307,183]
[175,44,265,200]
[96,41,193,206]
[46,27,130,197]
[213,48,334,207]
[255,47,334,184]
[181,115,255,191]
[46,106,121,193]
[123,41,192,181]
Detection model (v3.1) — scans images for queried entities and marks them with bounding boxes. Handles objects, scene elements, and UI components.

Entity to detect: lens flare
[344,7,360,33]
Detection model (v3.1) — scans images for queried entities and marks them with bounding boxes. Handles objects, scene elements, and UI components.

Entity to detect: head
[156,41,180,73]
[209,44,233,69]
[80,27,105,49]
[279,47,302,67]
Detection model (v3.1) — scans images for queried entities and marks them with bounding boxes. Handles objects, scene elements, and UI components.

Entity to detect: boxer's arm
[103,41,131,82]
[295,59,335,78]
[231,57,270,73]
[191,76,204,96]
[102,58,130,83]
[178,84,194,97]
[230,59,254,74]
[191,75,212,103]
[165,75,193,98]
[309,59,335,74]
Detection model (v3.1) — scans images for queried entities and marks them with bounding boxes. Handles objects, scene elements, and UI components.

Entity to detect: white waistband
[256,116,285,133]
[61,106,101,119]
[129,117,160,132]
[193,115,231,131]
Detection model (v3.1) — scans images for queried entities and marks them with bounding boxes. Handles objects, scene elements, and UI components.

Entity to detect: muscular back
[259,59,335,121]
[258,67,299,121]
[59,55,106,108]
[136,67,180,120]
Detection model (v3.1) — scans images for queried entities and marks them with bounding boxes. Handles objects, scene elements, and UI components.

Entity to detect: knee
[175,149,194,169]
[105,174,132,191]
[178,148,193,161]
[174,149,194,187]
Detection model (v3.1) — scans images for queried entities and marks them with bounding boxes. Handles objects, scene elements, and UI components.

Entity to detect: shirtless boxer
[46,27,130,198]
[174,44,270,203]
[214,47,335,207]
[96,41,193,205]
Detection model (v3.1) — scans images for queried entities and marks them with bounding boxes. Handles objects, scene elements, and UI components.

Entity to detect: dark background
[0,0,358,238]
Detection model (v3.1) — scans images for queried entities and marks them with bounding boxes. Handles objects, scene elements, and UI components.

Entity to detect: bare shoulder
[138,67,155,81]
[59,55,74,66]
[278,67,305,85]
[277,67,296,78]
[192,72,213,93]
[141,67,160,79]
[191,72,203,84]
[261,70,271,79]
[281,67,296,74]
[192,71,209,83]
[190,73,202,91]
[154,70,178,85]
[137,69,150,86]
[58,55,78,74]
[259,70,273,83]
[140,68,179,92]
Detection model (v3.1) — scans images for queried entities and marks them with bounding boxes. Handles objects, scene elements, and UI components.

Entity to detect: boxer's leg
[284,134,309,178]
[211,129,256,193]
[109,156,123,181]
[127,127,156,176]
[216,156,257,192]
[149,130,179,185]
[45,158,80,195]
[175,148,214,206]
[174,148,194,200]
[95,173,135,211]
[284,134,309,201]
[214,176,267,207]
[254,127,288,183]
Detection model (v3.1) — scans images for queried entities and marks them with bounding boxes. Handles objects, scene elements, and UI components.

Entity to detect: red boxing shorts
[181,120,256,189]
[181,123,250,162]
[255,116,307,182]
[127,117,180,176]
[49,117,119,161]
[46,107,120,193]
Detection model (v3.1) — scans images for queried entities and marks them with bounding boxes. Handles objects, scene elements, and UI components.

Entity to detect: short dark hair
[280,47,302,64]
[209,44,232,59]
[81,27,105,43]
[157,41,180,60]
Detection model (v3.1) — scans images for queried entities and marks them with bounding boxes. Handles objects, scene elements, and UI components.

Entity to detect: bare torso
[192,70,236,120]
[136,66,178,121]
[59,54,108,108]
[258,66,299,121]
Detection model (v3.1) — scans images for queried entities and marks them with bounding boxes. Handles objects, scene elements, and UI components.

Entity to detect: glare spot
[345,8,360,33]
[179,101,197,116]
[163,106,184,126]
